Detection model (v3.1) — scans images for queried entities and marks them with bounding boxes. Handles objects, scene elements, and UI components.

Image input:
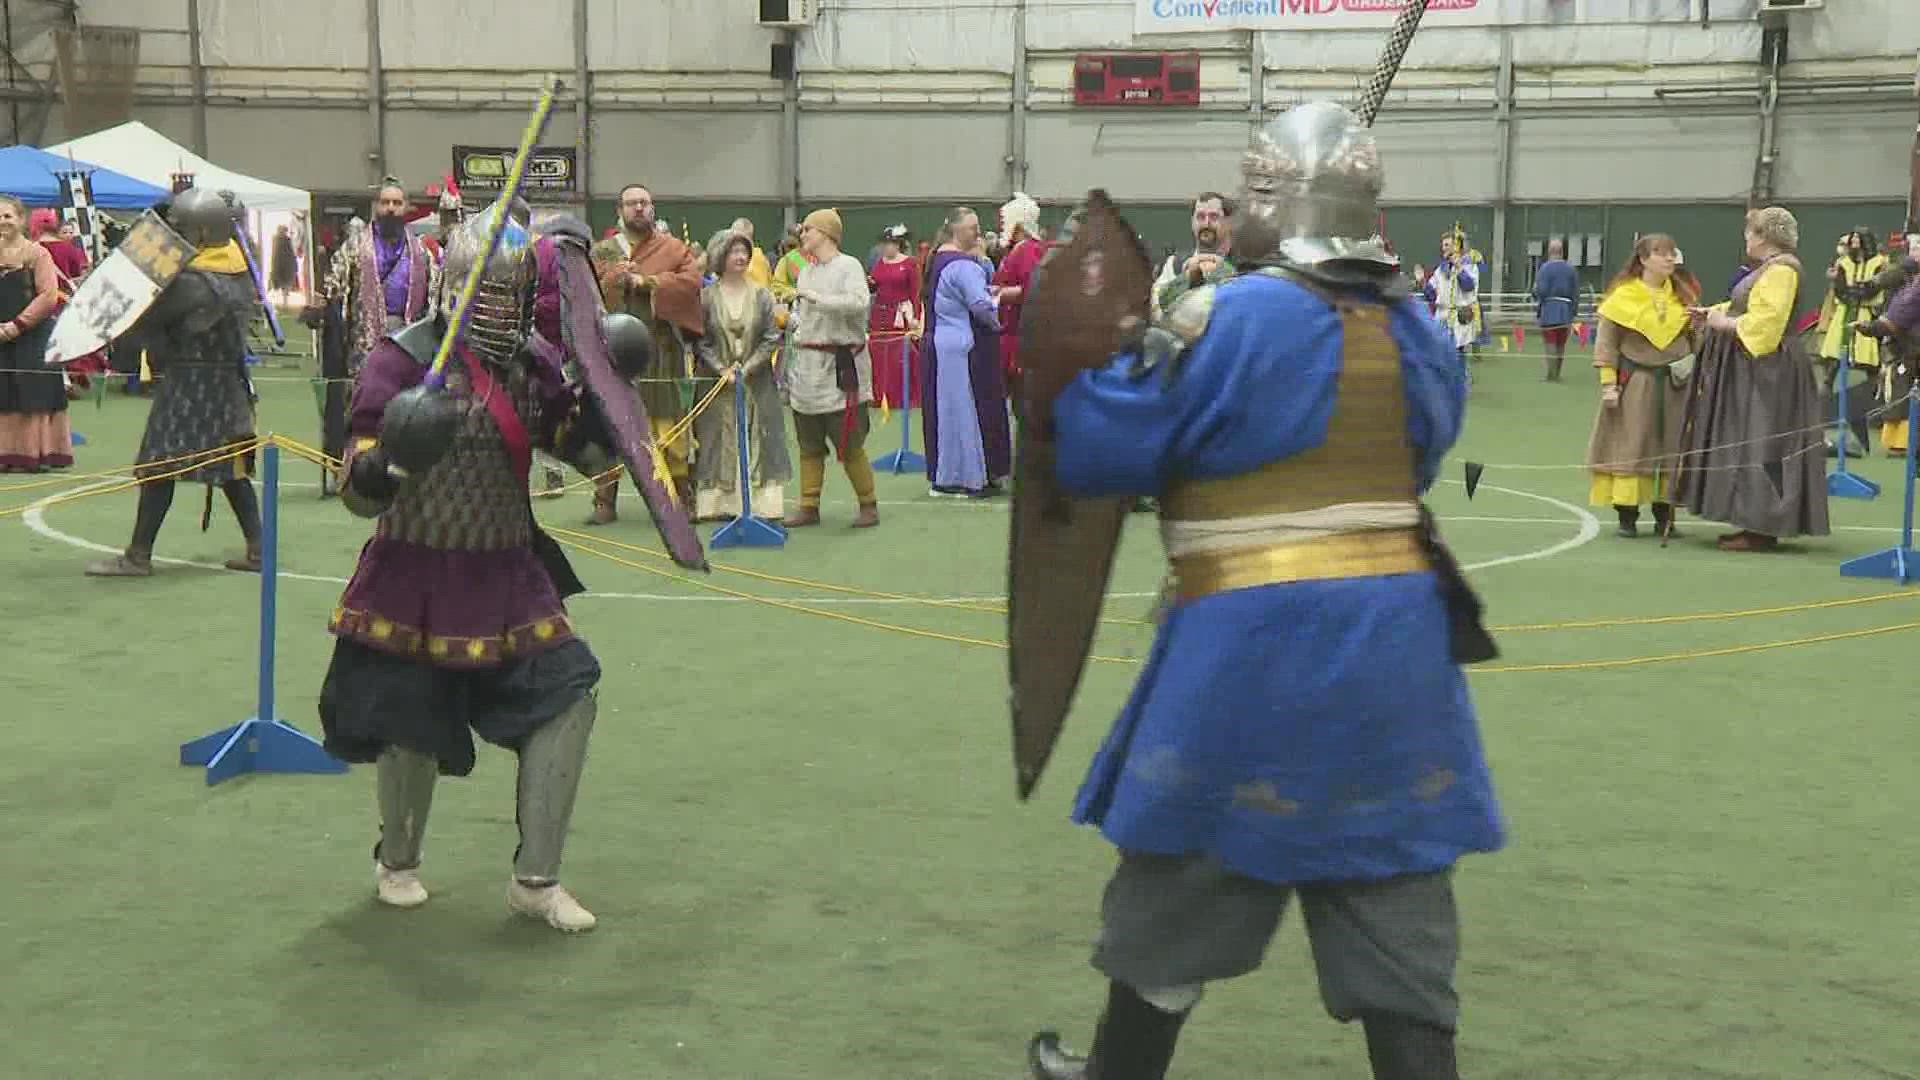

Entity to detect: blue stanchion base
[1826,470,1881,499]
[70,431,87,446]
[710,513,787,549]
[179,718,350,786]
[872,449,926,474]
[1839,546,1920,584]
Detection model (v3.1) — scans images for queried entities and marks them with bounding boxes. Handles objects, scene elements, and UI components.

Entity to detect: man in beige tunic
[783,208,879,528]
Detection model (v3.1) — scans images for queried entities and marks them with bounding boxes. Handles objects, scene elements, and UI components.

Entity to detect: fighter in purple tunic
[316,196,652,933]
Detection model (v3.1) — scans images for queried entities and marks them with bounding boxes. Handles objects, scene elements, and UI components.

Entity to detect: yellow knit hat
[802,207,843,245]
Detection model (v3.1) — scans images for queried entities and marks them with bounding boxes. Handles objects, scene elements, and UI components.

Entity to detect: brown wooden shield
[1007,190,1154,801]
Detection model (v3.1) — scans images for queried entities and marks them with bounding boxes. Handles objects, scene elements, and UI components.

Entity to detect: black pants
[131,478,261,551]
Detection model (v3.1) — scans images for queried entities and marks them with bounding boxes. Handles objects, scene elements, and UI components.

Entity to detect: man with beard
[587,183,703,523]
[1149,191,1234,322]
[306,178,432,492]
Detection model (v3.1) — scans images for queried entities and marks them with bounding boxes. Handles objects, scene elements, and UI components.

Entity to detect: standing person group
[0,195,69,473]
[1583,212,1830,553]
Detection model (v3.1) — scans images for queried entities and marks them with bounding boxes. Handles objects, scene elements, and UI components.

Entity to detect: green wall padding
[581,197,1913,320]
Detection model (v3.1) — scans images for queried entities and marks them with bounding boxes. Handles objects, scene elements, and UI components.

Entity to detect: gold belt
[1168,528,1429,601]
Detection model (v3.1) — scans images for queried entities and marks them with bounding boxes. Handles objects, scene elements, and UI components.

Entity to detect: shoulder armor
[1122,288,1213,383]
[1251,263,1409,305]
[388,315,442,365]
[1162,283,1217,344]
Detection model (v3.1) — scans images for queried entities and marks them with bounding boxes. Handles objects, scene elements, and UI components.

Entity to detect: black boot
[1029,981,1190,1080]
[1614,504,1640,538]
[1362,1013,1459,1080]
[1650,501,1680,540]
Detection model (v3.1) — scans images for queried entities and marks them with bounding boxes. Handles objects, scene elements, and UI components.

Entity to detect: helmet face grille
[438,197,534,361]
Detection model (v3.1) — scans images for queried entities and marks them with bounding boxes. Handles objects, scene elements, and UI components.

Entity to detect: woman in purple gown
[921,206,1008,496]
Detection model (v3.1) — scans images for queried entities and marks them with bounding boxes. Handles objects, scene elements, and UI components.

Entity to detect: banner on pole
[1133,0,1530,35]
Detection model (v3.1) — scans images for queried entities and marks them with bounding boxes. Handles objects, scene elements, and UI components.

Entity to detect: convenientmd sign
[1134,0,1508,34]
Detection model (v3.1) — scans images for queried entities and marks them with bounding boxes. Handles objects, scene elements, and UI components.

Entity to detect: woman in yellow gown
[1585,234,1699,538]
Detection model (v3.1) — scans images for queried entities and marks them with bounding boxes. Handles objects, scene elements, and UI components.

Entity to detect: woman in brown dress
[691,232,789,523]
[0,194,69,472]
[1585,233,1699,538]
[1675,206,1830,552]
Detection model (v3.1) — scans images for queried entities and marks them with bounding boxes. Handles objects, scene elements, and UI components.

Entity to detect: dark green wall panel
[582,197,1914,319]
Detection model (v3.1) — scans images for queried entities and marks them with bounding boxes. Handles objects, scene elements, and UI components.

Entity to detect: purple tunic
[921,250,1012,486]
[372,231,412,317]
[329,340,576,670]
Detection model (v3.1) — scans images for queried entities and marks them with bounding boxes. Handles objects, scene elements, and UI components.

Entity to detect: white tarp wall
[19,0,1920,205]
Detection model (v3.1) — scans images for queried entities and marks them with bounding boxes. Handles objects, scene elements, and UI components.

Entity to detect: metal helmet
[172,186,235,249]
[438,194,535,366]
[601,312,654,378]
[1233,101,1393,270]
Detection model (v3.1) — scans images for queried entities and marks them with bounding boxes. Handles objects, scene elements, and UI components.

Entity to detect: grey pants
[375,691,597,883]
[1092,853,1461,1029]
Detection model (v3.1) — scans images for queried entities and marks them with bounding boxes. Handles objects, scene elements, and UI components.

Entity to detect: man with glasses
[587,183,703,522]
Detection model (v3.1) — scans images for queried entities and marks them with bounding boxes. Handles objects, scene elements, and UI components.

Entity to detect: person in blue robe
[1026,102,1503,1080]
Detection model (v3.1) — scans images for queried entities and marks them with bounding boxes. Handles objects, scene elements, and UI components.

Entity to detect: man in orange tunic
[586,183,704,523]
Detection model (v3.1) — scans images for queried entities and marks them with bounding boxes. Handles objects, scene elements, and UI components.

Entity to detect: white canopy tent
[45,122,318,312]
[45,121,310,212]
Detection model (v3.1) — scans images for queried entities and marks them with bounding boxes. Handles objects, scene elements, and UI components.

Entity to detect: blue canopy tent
[0,144,168,209]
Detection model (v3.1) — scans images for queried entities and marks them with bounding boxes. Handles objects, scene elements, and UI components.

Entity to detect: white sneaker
[506,879,596,932]
[374,861,429,908]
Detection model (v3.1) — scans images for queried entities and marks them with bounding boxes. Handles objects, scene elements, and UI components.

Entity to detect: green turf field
[2,338,1916,1079]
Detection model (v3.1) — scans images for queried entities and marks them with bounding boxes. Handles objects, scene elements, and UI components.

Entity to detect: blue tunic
[1053,272,1505,887]
[1533,258,1579,328]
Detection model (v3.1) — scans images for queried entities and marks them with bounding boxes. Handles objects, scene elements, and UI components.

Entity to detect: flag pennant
[1463,461,1485,500]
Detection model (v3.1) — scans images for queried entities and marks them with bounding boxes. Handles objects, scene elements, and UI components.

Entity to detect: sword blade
[427,76,562,385]
[1355,0,1432,128]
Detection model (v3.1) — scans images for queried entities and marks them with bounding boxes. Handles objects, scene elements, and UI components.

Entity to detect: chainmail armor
[375,357,540,551]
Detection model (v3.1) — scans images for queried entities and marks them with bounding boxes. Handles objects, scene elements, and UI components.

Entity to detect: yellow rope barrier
[10,433,1911,676]
[552,530,1060,658]
[1472,620,1920,674]
[552,530,1920,676]
[0,438,281,493]
[0,436,264,520]
[542,524,1920,635]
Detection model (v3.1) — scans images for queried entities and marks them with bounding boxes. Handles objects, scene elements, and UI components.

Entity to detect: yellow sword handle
[426,75,562,384]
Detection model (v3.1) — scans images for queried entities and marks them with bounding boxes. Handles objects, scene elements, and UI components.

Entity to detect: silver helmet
[171,186,235,249]
[438,194,535,365]
[1233,101,1393,270]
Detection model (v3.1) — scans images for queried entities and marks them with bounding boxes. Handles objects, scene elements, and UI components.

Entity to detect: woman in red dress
[992,193,1046,412]
[867,224,922,410]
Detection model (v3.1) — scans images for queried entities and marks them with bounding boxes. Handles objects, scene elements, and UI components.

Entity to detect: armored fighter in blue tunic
[1026,102,1505,1080]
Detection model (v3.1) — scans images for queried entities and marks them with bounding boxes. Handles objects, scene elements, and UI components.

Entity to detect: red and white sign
[1135,0,1511,35]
